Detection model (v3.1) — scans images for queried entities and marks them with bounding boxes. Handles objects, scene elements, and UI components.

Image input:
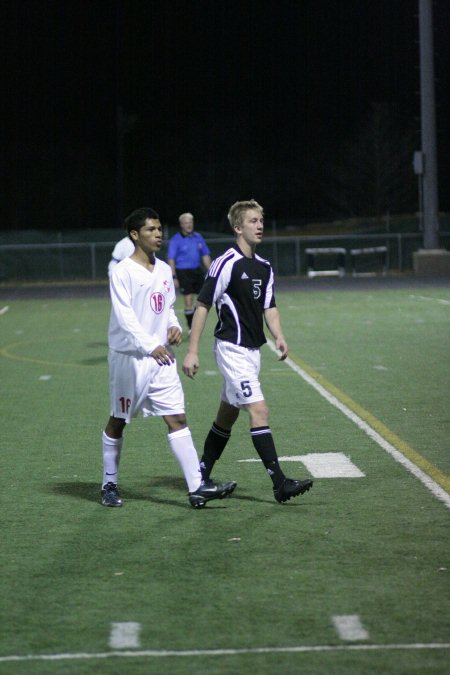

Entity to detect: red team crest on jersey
[163,279,171,293]
[150,292,165,314]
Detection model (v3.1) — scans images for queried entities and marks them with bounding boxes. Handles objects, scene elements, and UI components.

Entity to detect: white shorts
[214,339,264,408]
[108,349,185,422]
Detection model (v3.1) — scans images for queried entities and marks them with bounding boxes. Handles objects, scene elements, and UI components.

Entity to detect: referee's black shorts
[176,268,206,295]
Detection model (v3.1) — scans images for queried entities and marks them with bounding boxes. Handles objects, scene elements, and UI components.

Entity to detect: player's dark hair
[125,207,159,238]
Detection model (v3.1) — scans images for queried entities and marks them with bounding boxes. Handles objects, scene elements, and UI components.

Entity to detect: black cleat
[189,479,237,508]
[273,478,313,503]
[101,482,123,507]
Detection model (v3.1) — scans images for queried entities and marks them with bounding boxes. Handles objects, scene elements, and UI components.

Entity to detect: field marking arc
[266,341,450,510]
[0,337,103,368]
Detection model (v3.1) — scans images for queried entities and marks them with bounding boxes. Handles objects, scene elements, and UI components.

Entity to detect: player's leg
[215,340,313,502]
[163,412,202,493]
[148,363,235,506]
[214,341,277,478]
[177,269,195,330]
[244,399,313,502]
[101,416,126,507]
[200,400,239,480]
[101,351,143,507]
[244,398,286,487]
[163,413,236,506]
[183,293,195,330]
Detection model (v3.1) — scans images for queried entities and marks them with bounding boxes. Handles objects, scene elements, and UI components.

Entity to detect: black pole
[419,0,439,248]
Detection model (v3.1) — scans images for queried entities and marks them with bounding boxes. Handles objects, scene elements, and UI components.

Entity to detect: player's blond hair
[227,199,263,232]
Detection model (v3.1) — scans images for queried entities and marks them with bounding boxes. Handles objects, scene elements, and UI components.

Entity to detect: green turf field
[0,283,449,674]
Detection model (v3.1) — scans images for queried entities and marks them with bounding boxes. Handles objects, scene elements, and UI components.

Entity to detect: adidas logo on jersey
[241,272,249,279]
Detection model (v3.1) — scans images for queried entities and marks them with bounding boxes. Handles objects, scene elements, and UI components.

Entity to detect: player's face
[237,209,264,245]
[132,219,163,254]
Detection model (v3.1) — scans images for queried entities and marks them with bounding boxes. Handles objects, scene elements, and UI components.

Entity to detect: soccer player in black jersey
[182,199,313,503]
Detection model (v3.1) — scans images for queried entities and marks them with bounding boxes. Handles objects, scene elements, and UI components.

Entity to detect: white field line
[409,294,450,305]
[332,615,369,641]
[266,341,450,511]
[0,305,10,315]
[1,643,449,662]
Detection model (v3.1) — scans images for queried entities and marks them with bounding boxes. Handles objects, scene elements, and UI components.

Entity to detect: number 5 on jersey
[240,380,253,398]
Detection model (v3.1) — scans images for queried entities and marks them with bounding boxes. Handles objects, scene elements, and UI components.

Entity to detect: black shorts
[176,268,205,295]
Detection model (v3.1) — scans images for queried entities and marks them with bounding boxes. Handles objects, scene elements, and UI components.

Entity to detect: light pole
[419,0,439,248]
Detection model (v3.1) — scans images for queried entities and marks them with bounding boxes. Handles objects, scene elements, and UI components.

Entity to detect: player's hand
[167,327,182,346]
[275,336,288,361]
[182,352,200,379]
[150,345,175,366]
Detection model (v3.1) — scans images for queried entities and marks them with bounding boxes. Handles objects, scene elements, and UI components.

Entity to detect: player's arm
[264,307,288,361]
[182,301,210,378]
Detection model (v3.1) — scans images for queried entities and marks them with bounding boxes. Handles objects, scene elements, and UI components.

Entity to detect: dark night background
[1,0,449,231]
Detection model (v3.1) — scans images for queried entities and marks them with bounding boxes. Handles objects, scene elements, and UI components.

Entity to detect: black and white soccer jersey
[197,244,276,349]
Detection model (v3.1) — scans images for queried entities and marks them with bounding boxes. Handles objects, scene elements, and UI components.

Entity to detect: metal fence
[0,232,449,282]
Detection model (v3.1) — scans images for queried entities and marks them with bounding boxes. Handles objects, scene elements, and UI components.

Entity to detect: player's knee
[248,401,269,427]
[216,401,239,429]
[164,413,187,433]
[105,416,126,438]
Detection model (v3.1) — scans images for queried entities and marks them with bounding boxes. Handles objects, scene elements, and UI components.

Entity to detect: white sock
[102,432,123,487]
[167,427,202,493]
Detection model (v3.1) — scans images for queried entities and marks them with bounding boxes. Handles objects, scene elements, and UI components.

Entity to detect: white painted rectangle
[109,622,141,649]
[332,614,369,641]
[292,452,365,478]
[238,452,364,478]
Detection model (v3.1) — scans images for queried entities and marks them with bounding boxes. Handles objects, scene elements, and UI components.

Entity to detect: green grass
[0,284,449,674]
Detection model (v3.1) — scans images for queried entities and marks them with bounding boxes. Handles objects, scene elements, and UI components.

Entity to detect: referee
[167,212,211,331]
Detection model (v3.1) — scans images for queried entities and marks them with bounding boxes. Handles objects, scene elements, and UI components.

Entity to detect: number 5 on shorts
[240,380,253,398]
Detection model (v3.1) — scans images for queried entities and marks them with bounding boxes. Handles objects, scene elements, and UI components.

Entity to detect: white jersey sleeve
[168,307,182,332]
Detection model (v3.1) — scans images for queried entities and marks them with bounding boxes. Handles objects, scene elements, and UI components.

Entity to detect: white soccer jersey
[108,256,181,357]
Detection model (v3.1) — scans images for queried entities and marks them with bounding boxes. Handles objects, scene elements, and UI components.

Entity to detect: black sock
[185,309,194,329]
[200,422,231,480]
[250,426,285,488]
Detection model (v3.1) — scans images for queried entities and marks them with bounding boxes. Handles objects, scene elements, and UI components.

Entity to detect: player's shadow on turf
[49,477,230,509]
[49,481,100,503]
[49,481,307,507]
[79,356,108,366]
[232,493,303,505]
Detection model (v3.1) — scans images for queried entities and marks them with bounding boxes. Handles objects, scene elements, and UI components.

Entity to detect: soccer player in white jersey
[183,200,313,503]
[101,207,236,508]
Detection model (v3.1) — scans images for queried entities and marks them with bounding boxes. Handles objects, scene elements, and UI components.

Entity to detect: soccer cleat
[189,479,237,508]
[273,477,313,503]
[101,482,123,507]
